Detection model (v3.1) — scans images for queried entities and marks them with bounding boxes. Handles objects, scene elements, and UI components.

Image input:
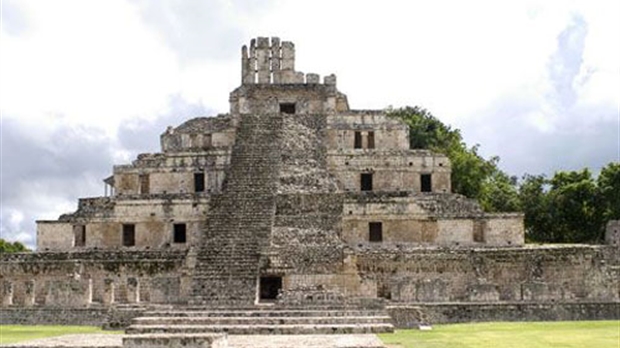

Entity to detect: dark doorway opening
[369,222,383,242]
[194,173,205,193]
[122,224,135,247]
[367,131,375,149]
[354,131,362,149]
[361,173,373,191]
[259,276,282,302]
[421,174,432,192]
[280,103,296,114]
[73,225,86,247]
[173,223,187,243]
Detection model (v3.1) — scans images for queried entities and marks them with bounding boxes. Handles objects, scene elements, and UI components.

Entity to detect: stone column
[281,41,295,71]
[127,277,140,303]
[102,278,115,306]
[241,45,254,85]
[85,278,93,306]
[2,280,13,306]
[24,280,35,307]
[256,37,271,84]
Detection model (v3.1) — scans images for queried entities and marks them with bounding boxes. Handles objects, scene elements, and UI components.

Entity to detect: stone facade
[2,37,618,325]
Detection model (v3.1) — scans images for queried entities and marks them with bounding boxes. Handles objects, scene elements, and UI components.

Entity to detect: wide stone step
[123,333,227,348]
[142,310,389,318]
[126,323,394,335]
[132,316,392,326]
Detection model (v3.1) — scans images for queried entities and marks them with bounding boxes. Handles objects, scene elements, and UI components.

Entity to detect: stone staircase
[190,113,283,306]
[126,308,394,335]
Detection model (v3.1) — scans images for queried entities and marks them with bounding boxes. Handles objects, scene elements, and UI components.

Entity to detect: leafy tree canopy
[0,239,30,253]
[387,106,518,211]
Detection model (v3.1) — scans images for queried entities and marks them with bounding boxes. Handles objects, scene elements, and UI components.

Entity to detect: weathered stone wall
[326,111,451,194]
[0,250,187,308]
[606,220,619,246]
[38,197,209,251]
[340,193,522,247]
[37,222,74,250]
[160,115,235,153]
[350,245,619,303]
[388,302,620,326]
[229,84,346,116]
[113,151,231,196]
[326,111,409,150]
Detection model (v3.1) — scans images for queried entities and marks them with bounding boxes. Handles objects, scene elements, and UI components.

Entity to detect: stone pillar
[2,280,13,306]
[103,278,115,306]
[256,37,270,84]
[241,45,254,85]
[306,73,320,84]
[127,277,140,303]
[24,280,35,307]
[281,41,295,71]
[605,220,619,246]
[85,278,93,306]
[324,74,337,86]
[270,37,281,66]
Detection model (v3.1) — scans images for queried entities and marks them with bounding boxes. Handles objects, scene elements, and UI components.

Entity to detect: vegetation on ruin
[388,107,619,243]
[0,325,122,344]
[0,239,30,253]
[379,320,620,348]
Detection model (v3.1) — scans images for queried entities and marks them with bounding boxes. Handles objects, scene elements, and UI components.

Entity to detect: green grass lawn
[0,325,123,344]
[379,321,620,348]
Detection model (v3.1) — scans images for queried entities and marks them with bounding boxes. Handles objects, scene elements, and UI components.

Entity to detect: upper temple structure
[38,36,523,255]
[2,37,617,334]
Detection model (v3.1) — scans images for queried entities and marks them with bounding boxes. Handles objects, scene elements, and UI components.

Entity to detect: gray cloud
[547,14,588,110]
[1,118,114,248]
[117,94,214,155]
[1,97,214,249]
[461,99,618,177]
[458,14,617,178]
[128,0,273,64]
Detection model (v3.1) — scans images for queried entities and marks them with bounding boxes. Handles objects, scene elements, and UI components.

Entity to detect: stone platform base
[1,334,386,348]
[123,334,227,348]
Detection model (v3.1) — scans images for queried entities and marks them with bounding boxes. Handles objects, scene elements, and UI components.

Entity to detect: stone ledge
[123,333,227,348]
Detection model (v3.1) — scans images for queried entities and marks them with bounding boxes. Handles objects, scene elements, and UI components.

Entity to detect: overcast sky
[1,0,619,249]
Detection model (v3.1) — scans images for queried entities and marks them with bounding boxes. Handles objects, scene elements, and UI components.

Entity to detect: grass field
[0,321,618,347]
[379,321,620,348]
[0,325,122,344]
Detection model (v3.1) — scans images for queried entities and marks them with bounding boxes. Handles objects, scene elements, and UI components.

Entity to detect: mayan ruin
[1,37,618,347]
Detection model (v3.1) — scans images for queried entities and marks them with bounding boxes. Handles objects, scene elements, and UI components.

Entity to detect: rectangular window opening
[139,174,149,194]
[279,103,295,114]
[194,173,205,193]
[367,131,375,149]
[369,222,383,242]
[361,173,373,191]
[122,224,136,247]
[354,131,362,149]
[173,223,187,244]
[421,174,432,193]
[203,134,212,148]
[473,221,485,243]
[73,225,86,247]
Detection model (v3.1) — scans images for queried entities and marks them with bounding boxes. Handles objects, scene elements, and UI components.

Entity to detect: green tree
[598,162,620,221]
[479,171,521,213]
[387,106,519,211]
[521,169,607,243]
[519,174,553,242]
[548,169,604,243]
[0,239,30,253]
